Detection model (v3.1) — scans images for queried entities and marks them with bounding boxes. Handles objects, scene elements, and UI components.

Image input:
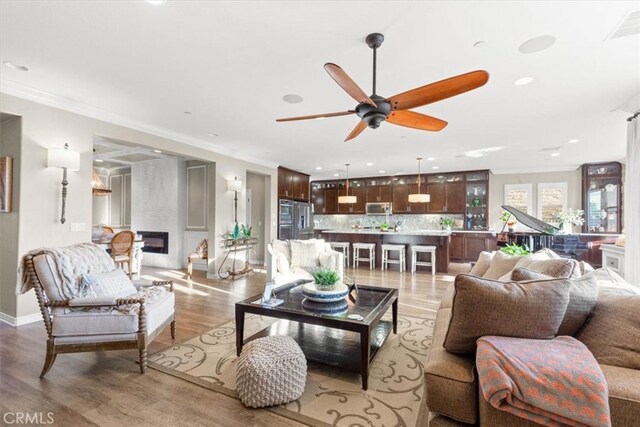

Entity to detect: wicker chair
[21,245,176,378]
[111,231,135,277]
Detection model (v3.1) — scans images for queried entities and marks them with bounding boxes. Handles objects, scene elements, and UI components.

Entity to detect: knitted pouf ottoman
[236,335,307,408]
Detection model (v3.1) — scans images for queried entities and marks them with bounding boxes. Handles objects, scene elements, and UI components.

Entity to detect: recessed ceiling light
[3,61,30,71]
[432,166,440,170]
[550,152,560,157]
[378,170,386,174]
[568,139,579,144]
[333,173,340,177]
[465,152,485,158]
[153,149,163,153]
[519,35,556,54]
[366,162,374,166]
[94,159,104,163]
[473,41,486,48]
[514,77,534,86]
[282,94,303,104]
[427,157,435,161]
[208,132,218,137]
[183,111,191,115]
[315,166,322,170]
[146,0,166,4]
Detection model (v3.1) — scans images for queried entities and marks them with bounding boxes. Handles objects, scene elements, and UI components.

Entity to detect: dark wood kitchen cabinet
[450,232,498,262]
[278,166,310,202]
[450,233,465,261]
[427,174,465,213]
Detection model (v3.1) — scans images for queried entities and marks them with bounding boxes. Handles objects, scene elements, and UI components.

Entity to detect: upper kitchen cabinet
[365,178,393,203]
[582,162,622,234]
[427,174,465,213]
[278,166,310,202]
[338,180,366,214]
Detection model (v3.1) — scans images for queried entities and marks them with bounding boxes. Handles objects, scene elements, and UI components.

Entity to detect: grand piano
[499,205,618,268]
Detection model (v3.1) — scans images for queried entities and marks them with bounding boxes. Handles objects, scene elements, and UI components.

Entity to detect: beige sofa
[425,263,640,426]
[267,238,344,286]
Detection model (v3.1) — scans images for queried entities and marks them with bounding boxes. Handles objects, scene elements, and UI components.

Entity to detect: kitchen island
[322,229,452,273]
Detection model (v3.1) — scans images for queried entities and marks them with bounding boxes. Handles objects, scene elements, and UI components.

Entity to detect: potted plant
[379,222,390,232]
[440,217,455,231]
[240,224,252,244]
[500,210,517,232]
[311,267,340,291]
[555,209,585,234]
[500,242,531,256]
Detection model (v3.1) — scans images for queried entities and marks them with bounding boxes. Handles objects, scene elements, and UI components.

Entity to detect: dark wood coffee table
[235,281,398,390]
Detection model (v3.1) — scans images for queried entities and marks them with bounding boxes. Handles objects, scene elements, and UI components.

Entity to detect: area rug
[148,313,435,427]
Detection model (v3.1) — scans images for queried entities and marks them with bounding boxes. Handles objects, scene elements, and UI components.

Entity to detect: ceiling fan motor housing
[356,94,391,128]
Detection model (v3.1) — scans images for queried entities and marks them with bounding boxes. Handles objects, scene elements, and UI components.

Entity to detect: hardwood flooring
[0,264,469,426]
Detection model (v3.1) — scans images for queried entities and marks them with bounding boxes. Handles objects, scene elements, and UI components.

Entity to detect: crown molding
[0,79,278,169]
[490,166,580,175]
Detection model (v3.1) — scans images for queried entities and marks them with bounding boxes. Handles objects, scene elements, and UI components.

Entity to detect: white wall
[0,92,277,322]
[131,158,186,268]
[488,169,582,229]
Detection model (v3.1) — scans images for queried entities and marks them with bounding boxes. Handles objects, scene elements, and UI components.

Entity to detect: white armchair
[267,238,344,286]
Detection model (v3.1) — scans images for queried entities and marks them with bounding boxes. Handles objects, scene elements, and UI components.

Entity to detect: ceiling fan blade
[386,110,448,131]
[345,121,367,142]
[276,111,355,122]
[325,63,376,107]
[387,70,489,111]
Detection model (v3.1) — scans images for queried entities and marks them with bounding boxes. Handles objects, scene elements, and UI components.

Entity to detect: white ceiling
[1,1,639,179]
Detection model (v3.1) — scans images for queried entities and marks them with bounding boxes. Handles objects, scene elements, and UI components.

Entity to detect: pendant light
[408,157,430,203]
[338,163,357,204]
[92,168,112,196]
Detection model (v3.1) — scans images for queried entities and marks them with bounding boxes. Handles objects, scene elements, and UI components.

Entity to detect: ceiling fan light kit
[277,33,490,142]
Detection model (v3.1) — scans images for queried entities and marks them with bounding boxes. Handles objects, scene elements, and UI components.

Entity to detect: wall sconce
[47,143,80,224]
[227,176,243,223]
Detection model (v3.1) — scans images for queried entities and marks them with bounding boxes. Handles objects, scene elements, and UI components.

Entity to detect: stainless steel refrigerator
[279,200,314,240]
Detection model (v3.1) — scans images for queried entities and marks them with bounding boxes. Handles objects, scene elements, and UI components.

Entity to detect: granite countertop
[322,229,452,236]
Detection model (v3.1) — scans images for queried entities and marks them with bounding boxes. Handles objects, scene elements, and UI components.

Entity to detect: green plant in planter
[440,217,455,230]
[240,224,252,240]
[311,268,341,290]
[501,243,531,256]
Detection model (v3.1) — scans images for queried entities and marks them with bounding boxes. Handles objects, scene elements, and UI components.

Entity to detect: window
[537,182,568,225]
[504,184,532,214]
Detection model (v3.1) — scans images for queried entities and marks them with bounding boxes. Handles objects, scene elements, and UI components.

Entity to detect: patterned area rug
[148,313,435,427]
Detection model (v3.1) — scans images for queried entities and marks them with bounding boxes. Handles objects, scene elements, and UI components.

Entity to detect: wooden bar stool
[411,245,436,274]
[381,244,406,272]
[352,242,376,270]
[329,242,350,267]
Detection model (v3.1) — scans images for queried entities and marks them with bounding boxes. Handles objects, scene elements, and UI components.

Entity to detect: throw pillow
[81,269,137,299]
[443,274,572,354]
[275,252,290,274]
[511,267,599,336]
[469,251,494,276]
[318,252,337,270]
[516,258,581,279]
[579,261,595,275]
[585,268,640,296]
[290,240,320,269]
[482,251,524,280]
[576,294,640,370]
[271,239,291,264]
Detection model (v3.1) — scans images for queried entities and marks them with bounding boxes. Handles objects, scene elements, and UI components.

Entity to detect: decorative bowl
[301,282,348,303]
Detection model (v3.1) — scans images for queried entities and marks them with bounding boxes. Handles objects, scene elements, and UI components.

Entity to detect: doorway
[246,172,267,264]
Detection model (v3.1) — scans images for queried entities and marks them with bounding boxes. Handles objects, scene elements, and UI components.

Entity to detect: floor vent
[606,9,640,40]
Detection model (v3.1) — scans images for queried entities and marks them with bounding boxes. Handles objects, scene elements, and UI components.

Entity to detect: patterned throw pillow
[290,240,320,269]
[81,269,137,299]
[469,251,494,276]
[444,274,572,354]
[482,251,524,280]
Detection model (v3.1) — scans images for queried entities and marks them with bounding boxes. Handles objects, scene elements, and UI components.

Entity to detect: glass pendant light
[408,157,430,203]
[338,163,357,204]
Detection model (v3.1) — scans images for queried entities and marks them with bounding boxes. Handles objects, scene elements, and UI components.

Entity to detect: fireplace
[138,231,169,254]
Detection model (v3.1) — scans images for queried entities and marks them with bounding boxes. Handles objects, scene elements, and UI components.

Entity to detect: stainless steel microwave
[365,202,392,215]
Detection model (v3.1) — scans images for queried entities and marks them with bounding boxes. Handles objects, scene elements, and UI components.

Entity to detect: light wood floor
[0,263,470,426]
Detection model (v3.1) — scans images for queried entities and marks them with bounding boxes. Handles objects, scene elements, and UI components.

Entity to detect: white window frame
[537,182,568,224]
[504,183,533,214]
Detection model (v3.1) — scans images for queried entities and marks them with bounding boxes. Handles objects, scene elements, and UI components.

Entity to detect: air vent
[606,9,640,40]
[540,146,561,152]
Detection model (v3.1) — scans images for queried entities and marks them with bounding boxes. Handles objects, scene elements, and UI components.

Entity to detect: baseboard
[0,311,42,327]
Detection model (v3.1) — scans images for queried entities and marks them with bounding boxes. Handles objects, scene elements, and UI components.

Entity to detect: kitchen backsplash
[314,214,464,231]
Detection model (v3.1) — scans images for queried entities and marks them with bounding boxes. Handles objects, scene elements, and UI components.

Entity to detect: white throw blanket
[18,243,115,298]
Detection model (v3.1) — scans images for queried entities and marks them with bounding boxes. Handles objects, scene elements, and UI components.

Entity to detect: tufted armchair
[20,243,176,378]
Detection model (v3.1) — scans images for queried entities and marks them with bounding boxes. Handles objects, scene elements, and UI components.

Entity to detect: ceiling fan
[276,33,489,142]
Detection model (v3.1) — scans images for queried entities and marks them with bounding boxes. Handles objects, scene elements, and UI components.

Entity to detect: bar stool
[381,244,406,272]
[329,242,350,267]
[353,242,376,270]
[411,245,436,275]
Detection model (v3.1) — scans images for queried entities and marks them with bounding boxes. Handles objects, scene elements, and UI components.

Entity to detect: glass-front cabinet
[582,162,622,234]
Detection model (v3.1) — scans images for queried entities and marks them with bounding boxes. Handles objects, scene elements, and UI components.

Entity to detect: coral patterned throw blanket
[477,336,611,427]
